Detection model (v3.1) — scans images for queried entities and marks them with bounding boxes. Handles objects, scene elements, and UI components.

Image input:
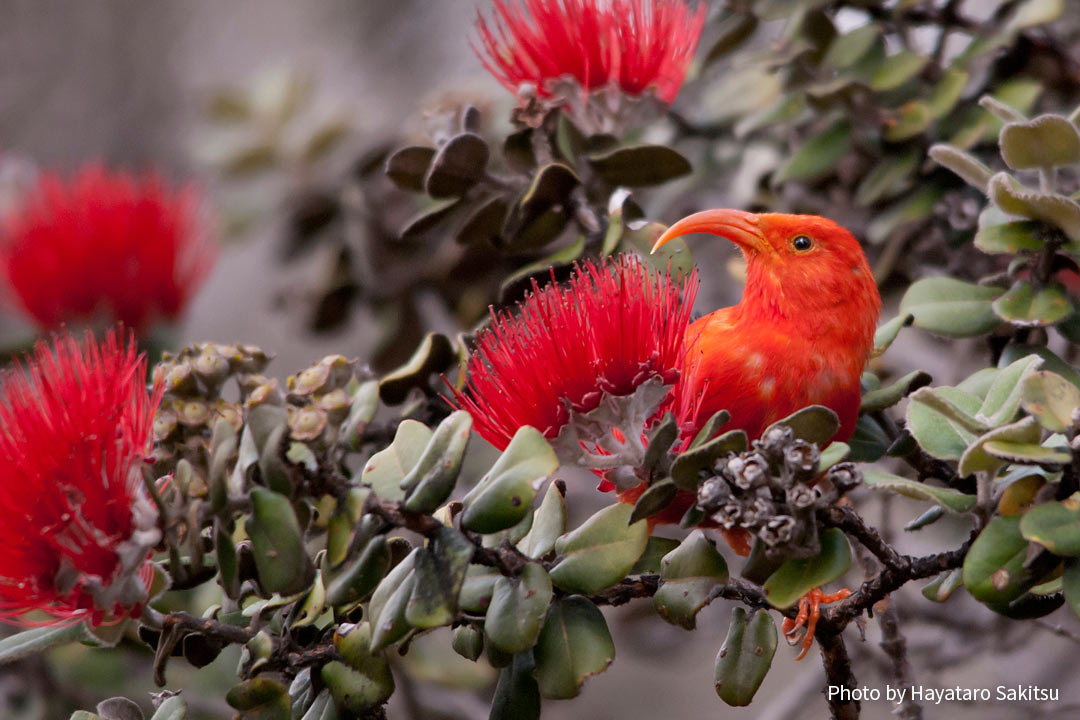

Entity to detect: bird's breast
[681,321,866,442]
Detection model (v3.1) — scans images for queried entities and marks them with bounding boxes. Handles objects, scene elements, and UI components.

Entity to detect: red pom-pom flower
[474,0,706,103]
[0,164,216,334]
[451,254,698,450]
[0,329,163,624]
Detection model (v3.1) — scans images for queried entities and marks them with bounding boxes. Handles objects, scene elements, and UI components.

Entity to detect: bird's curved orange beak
[651,209,769,255]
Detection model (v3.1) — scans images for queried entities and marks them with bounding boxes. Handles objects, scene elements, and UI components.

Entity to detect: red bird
[653,209,881,658]
[659,209,880,448]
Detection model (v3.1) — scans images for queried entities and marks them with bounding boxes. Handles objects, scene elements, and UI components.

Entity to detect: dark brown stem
[817,630,860,720]
[878,598,922,720]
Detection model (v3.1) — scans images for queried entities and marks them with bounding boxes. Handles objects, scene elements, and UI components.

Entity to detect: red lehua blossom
[0,164,216,335]
[451,254,698,450]
[0,329,163,625]
[474,0,706,103]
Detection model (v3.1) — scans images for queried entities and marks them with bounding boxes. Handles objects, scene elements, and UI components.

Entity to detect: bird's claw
[780,587,851,661]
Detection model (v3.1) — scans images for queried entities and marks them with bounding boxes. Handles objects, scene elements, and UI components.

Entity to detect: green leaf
[588,145,692,187]
[1063,560,1080,619]
[324,623,394,712]
[854,149,918,206]
[406,526,473,629]
[1005,0,1064,33]
[906,386,985,460]
[929,144,993,193]
[629,536,681,575]
[399,198,461,239]
[399,411,472,514]
[368,549,418,651]
[1000,344,1080,390]
[148,696,187,720]
[906,505,945,532]
[549,504,649,594]
[424,132,489,198]
[872,313,913,355]
[974,221,1045,254]
[922,568,963,602]
[451,624,484,662]
[861,468,976,513]
[819,442,850,471]
[848,414,890,463]
[517,481,566,559]
[457,195,509,246]
[763,528,851,609]
[714,607,778,707]
[688,410,731,449]
[385,146,435,192]
[653,531,729,630]
[670,429,748,492]
[884,101,932,142]
[763,405,840,446]
[360,420,432,501]
[870,51,927,91]
[993,281,1074,327]
[983,440,1072,466]
[225,678,291,720]
[958,417,1042,477]
[490,651,541,720]
[1022,370,1080,432]
[325,535,391,608]
[859,370,932,413]
[378,333,455,406]
[0,622,89,664]
[629,478,679,524]
[927,69,969,118]
[247,488,316,596]
[459,564,501,613]
[867,184,944,244]
[963,515,1031,608]
[534,597,615,699]
[461,426,558,534]
[824,24,880,68]
[899,277,1004,338]
[774,119,852,183]
[485,563,553,653]
[1021,497,1080,556]
[976,353,1043,426]
[704,12,759,64]
[988,172,1080,245]
[1001,114,1080,169]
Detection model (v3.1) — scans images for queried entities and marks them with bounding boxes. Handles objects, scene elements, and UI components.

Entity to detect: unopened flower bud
[289,406,329,441]
[697,476,731,509]
[786,484,816,510]
[712,501,743,529]
[757,425,793,457]
[761,515,797,546]
[177,400,212,427]
[245,379,284,408]
[316,387,351,425]
[784,440,819,474]
[193,349,230,392]
[726,453,768,490]
[828,462,862,493]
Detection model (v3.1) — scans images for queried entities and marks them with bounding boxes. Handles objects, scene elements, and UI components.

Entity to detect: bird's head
[653,209,881,337]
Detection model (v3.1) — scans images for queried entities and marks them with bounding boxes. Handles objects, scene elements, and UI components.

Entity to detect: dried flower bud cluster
[695,426,862,559]
[285,354,366,448]
[151,343,271,485]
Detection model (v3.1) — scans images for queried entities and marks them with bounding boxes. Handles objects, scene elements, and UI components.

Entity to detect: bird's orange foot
[780,587,851,661]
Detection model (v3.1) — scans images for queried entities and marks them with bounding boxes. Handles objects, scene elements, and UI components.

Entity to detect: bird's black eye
[792,235,813,252]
